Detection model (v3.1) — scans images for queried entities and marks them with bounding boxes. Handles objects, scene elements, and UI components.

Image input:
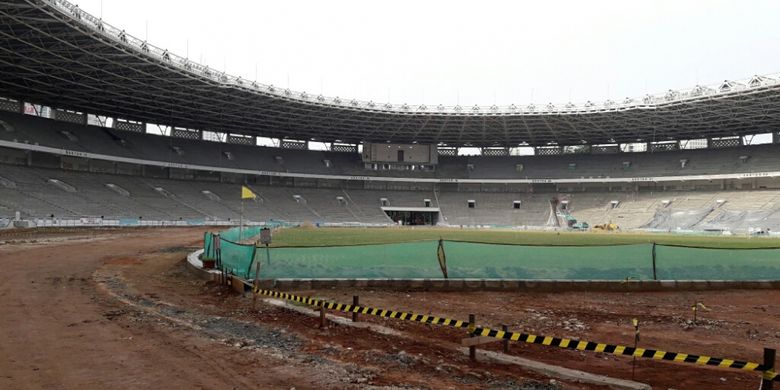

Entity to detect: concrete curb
[185,249,222,281]
[265,278,780,292]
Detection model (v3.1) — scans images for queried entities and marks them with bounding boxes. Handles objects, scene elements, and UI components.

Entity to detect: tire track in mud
[92,268,411,389]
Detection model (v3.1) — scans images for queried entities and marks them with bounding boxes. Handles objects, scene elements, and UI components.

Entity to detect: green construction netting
[202,226,266,278]
[263,241,442,279]
[202,235,780,280]
[654,245,780,280]
[221,239,259,278]
[444,241,653,279]
[259,241,653,280]
[219,226,264,243]
[203,232,215,260]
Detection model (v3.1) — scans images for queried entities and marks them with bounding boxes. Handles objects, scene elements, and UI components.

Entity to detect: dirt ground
[0,228,777,389]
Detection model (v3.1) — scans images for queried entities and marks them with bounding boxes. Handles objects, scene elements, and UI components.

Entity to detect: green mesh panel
[263,241,442,279]
[655,245,780,280]
[202,232,780,280]
[219,226,263,243]
[261,241,653,280]
[202,232,215,260]
[443,242,653,279]
[202,226,264,265]
[220,240,257,278]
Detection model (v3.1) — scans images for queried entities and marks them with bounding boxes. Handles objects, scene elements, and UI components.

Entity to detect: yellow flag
[241,186,256,200]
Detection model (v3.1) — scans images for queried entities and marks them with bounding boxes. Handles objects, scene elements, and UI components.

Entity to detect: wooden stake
[352,295,359,322]
[761,347,775,390]
[319,303,326,328]
[469,314,476,361]
[502,324,509,353]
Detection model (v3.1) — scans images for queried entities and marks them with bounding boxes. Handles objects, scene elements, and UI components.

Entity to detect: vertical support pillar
[468,314,476,361]
[760,347,775,390]
[352,295,359,322]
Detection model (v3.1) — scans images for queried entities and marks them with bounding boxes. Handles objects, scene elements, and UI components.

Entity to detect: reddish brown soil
[312,288,779,389]
[0,229,346,389]
[1,228,777,389]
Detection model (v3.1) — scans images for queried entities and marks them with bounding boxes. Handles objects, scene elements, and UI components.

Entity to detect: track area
[1,228,778,389]
[0,228,356,389]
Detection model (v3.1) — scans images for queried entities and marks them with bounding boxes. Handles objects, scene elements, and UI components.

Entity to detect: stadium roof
[2,0,780,147]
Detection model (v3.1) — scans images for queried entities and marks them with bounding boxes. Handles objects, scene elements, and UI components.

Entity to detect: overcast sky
[76,0,780,107]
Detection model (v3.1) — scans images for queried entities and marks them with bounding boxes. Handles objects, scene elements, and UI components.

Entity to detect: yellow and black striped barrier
[253,287,471,329]
[471,326,778,382]
[253,286,778,382]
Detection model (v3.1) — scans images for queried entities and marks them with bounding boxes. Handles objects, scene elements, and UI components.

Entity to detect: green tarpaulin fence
[202,234,780,280]
[202,226,265,278]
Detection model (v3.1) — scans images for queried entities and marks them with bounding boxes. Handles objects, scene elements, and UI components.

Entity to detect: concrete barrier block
[390,279,410,289]
[258,277,780,293]
[311,279,329,289]
[445,279,465,290]
[269,280,285,290]
[484,279,502,290]
[756,281,774,289]
[231,277,246,294]
[674,280,696,290]
[464,279,483,289]
[692,280,709,291]
[583,281,611,292]
[293,279,311,290]
[408,279,426,289]
[521,280,538,291]
[500,280,521,290]
[707,280,727,290]
[336,279,355,288]
[366,279,389,288]
[429,279,446,290]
